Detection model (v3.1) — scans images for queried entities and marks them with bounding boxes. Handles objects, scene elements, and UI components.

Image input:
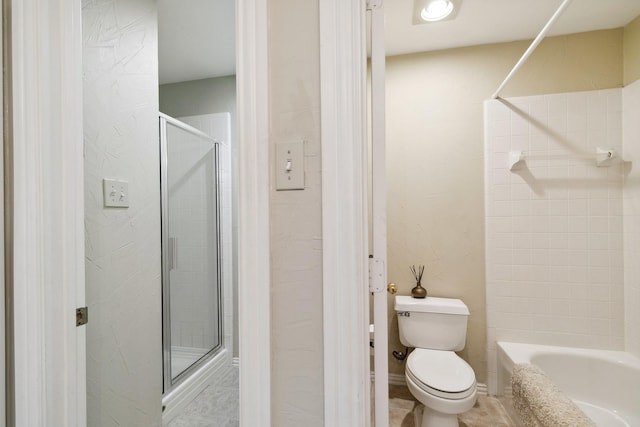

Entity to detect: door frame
[319,1,371,426]
[236,0,271,424]
[8,0,272,426]
[367,1,390,425]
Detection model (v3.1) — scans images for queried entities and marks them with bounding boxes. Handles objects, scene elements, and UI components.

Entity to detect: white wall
[83,1,163,425]
[485,89,625,394]
[623,79,640,357]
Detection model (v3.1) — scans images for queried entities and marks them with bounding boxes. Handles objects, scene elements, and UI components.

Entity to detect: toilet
[395,295,477,427]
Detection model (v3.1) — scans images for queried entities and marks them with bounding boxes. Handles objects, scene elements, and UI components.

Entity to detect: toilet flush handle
[387,282,397,295]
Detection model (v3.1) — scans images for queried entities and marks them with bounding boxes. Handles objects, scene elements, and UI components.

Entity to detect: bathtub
[497,342,640,427]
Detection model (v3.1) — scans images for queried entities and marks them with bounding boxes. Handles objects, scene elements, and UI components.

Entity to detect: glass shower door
[160,114,222,391]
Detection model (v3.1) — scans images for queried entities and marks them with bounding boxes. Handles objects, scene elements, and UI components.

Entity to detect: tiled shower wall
[623,80,640,358]
[168,113,232,352]
[484,89,625,394]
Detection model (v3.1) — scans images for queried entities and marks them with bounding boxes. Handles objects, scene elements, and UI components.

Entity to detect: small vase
[411,282,427,298]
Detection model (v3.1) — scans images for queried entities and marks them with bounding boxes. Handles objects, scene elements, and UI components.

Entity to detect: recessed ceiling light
[421,0,454,22]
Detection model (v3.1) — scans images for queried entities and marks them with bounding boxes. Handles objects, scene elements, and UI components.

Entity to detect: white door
[369,1,389,426]
[8,0,87,425]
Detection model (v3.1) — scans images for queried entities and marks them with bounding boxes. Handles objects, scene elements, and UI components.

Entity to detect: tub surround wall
[269,0,324,425]
[83,1,163,425]
[623,17,640,360]
[386,29,623,385]
[623,79,640,358]
[485,89,625,394]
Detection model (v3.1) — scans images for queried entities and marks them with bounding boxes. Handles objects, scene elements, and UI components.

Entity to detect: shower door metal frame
[159,113,224,393]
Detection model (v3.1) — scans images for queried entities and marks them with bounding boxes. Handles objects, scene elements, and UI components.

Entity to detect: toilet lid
[406,349,476,397]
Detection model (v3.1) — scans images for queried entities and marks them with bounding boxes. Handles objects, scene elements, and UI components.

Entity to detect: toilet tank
[395,296,469,351]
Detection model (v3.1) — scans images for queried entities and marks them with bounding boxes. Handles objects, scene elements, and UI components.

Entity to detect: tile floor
[389,384,516,427]
[166,366,239,427]
[166,369,515,427]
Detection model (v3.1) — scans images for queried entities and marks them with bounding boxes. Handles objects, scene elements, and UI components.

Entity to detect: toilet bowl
[395,296,477,427]
[405,349,477,427]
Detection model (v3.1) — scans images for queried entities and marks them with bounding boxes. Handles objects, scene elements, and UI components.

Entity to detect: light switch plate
[103,178,130,208]
[276,142,304,190]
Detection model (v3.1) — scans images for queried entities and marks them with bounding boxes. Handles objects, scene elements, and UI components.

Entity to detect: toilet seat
[406,348,476,400]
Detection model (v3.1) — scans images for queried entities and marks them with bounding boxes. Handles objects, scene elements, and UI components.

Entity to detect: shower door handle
[169,237,178,270]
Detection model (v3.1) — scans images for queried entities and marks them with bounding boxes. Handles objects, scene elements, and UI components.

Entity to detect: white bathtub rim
[497,341,640,373]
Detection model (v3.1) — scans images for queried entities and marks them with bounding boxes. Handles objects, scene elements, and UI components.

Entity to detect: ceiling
[386,0,640,56]
[157,0,640,85]
[158,0,235,85]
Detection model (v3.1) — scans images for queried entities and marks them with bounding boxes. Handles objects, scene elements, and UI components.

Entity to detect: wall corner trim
[237,0,271,425]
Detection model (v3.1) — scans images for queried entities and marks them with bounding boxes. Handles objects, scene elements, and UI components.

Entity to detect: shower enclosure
[159,113,228,395]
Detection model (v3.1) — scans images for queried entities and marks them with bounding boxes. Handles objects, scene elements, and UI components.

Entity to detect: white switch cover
[276,142,304,190]
[103,178,130,208]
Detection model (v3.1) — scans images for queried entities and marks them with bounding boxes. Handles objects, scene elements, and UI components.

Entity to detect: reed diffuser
[410,265,427,298]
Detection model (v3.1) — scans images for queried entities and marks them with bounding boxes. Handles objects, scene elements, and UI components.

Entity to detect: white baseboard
[388,373,406,386]
[370,371,406,386]
[476,383,488,395]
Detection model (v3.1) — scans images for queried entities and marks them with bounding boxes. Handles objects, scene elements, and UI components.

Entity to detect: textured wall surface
[82,1,163,425]
[268,0,324,425]
[485,89,625,393]
[623,79,640,357]
[385,29,623,384]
